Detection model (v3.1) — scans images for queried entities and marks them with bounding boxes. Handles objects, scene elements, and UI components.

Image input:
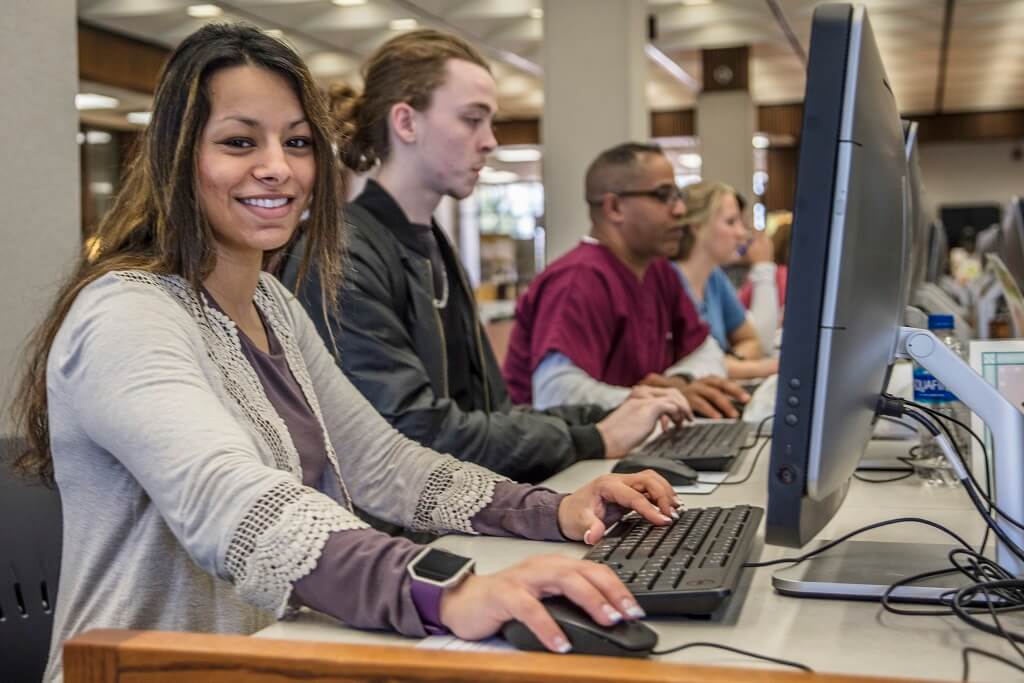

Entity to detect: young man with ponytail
[283,30,691,484]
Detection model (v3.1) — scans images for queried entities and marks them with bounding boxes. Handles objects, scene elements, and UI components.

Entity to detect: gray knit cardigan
[43,271,507,680]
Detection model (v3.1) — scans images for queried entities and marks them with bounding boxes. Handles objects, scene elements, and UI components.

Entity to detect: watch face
[416,550,473,582]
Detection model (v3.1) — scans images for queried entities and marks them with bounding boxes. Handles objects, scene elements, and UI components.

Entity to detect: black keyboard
[584,505,763,616]
[636,422,753,471]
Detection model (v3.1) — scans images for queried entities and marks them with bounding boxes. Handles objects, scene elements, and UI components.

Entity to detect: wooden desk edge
[64,629,939,683]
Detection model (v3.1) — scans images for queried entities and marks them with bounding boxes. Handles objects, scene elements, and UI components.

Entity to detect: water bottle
[911,314,970,486]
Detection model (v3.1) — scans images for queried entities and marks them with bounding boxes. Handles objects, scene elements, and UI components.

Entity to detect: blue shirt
[674,265,747,352]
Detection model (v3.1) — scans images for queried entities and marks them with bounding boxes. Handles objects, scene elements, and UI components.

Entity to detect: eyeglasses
[587,184,684,206]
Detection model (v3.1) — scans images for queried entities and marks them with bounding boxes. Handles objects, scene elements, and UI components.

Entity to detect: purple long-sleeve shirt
[238,313,567,636]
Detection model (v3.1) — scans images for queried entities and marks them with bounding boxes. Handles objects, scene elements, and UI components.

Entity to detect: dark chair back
[0,436,63,683]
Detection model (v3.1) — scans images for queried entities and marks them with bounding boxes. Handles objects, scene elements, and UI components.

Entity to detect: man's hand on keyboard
[557,472,682,546]
[596,389,692,458]
[640,373,749,419]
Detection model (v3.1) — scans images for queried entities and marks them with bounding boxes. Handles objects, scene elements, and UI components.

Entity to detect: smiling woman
[10,22,689,682]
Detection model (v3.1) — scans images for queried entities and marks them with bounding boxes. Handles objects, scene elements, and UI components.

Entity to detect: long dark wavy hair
[10,23,345,484]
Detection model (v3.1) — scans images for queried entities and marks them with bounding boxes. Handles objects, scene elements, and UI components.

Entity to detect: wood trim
[78,22,169,94]
[909,109,1024,143]
[701,46,750,93]
[758,104,804,141]
[651,109,696,138]
[63,630,940,683]
[493,119,541,146]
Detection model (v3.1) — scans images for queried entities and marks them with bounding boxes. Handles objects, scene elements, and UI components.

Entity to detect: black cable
[853,469,914,483]
[743,517,973,569]
[961,647,1024,682]
[704,435,769,487]
[904,399,996,551]
[650,641,813,672]
[906,405,1024,562]
[696,415,773,487]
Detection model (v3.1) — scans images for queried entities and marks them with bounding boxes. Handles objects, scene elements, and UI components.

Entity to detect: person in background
[502,142,749,419]
[738,219,790,353]
[12,24,690,680]
[674,182,779,380]
[282,30,691,486]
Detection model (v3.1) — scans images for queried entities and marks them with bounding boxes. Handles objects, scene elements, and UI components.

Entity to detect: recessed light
[495,147,541,163]
[679,153,702,169]
[529,8,543,19]
[85,131,113,145]
[752,134,770,149]
[127,111,152,125]
[389,18,418,31]
[75,93,120,110]
[187,4,222,18]
[332,0,367,5]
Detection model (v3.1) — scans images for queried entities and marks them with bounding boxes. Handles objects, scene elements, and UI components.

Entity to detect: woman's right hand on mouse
[438,554,645,653]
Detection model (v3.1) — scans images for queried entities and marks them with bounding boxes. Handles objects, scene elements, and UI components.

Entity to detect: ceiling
[77,0,1024,123]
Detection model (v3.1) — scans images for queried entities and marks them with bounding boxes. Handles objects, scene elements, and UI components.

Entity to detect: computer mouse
[612,454,699,486]
[501,596,658,657]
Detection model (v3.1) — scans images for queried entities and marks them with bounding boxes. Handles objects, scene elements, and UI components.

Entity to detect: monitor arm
[895,326,1024,574]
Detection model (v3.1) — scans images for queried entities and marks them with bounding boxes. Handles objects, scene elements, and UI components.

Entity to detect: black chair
[0,437,63,683]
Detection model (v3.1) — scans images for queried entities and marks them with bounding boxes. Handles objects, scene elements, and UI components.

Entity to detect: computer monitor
[999,197,1024,290]
[925,220,948,283]
[766,3,907,548]
[902,121,930,313]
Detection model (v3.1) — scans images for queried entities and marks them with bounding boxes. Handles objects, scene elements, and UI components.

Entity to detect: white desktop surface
[255,439,1017,682]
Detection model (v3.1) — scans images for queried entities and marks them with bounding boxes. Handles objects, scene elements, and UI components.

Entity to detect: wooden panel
[701,46,749,93]
[63,630,939,683]
[78,22,169,94]
[765,146,799,212]
[494,119,541,146]
[651,109,696,138]
[758,104,804,140]
[910,109,1024,143]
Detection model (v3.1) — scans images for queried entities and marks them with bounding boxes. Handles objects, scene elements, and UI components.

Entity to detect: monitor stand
[772,540,977,603]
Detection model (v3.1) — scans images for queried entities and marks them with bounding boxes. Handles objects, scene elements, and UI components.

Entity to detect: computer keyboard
[635,422,753,471]
[584,504,763,616]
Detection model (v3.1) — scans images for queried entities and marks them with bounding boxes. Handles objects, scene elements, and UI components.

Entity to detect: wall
[918,140,1024,214]
[0,0,80,428]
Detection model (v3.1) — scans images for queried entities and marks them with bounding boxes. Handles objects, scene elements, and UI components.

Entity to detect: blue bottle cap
[928,314,955,330]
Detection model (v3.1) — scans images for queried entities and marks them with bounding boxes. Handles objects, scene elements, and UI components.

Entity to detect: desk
[256,439,1020,682]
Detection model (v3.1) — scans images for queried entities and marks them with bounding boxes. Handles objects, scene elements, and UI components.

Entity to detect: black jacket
[282,181,607,483]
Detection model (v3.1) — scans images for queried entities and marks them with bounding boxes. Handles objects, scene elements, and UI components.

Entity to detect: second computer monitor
[767,3,908,548]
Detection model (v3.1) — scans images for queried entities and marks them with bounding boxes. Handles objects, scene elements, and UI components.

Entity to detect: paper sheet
[674,471,730,495]
[416,634,518,652]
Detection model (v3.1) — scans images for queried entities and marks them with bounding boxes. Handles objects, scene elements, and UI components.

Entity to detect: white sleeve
[532,352,631,411]
[746,262,779,356]
[665,336,727,379]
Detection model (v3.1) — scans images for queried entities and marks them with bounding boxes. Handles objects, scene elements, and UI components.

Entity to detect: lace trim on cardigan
[225,480,368,615]
[253,278,352,510]
[113,271,305,481]
[409,457,509,534]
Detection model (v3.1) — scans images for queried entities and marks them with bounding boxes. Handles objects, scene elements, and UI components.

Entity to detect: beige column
[0,0,80,426]
[541,0,649,261]
[697,46,755,201]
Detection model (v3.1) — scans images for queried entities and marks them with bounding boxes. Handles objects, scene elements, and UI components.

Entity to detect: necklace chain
[432,259,449,309]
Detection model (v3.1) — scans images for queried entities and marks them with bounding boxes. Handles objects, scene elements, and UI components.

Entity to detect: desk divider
[63,629,937,683]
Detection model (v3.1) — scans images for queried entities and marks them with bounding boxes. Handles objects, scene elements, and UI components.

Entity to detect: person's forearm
[747,263,779,356]
[533,354,630,410]
[732,337,763,361]
[665,336,726,379]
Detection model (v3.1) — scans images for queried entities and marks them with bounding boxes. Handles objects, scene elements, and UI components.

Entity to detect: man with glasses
[503,142,748,418]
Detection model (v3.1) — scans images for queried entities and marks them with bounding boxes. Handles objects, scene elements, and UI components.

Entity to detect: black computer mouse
[612,454,699,486]
[501,596,658,657]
